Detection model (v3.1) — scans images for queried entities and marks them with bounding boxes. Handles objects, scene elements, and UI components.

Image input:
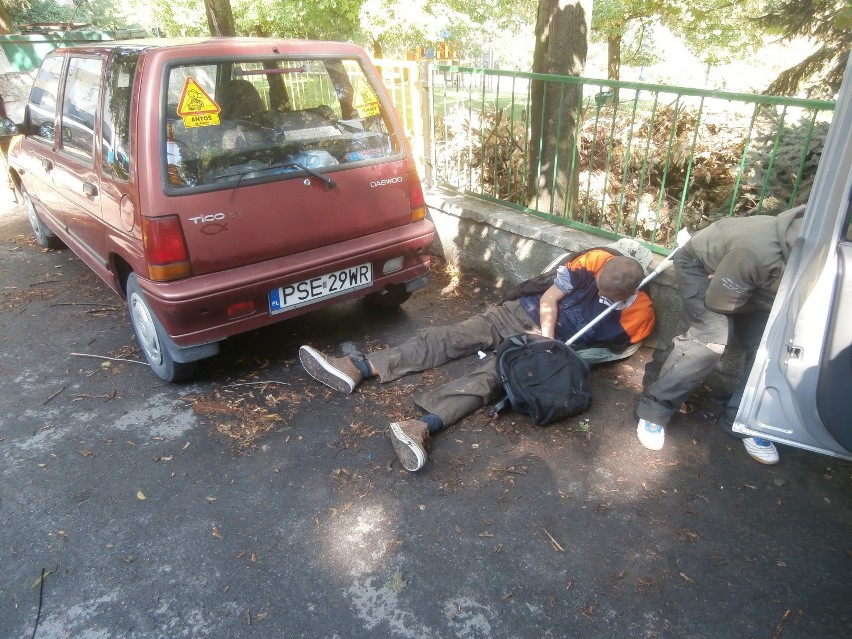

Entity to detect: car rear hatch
[154,53,425,277]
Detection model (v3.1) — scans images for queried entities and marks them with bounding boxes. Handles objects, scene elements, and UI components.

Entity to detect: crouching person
[636,206,805,464]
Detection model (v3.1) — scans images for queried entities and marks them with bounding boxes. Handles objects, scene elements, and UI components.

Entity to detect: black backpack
[494,333,591,425]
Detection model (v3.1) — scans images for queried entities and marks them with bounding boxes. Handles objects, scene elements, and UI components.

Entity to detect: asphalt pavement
[1,202,850,639]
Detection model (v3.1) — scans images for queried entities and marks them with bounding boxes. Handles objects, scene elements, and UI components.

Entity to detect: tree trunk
[0,0,13,35]
[373,40,383,59]
[204,0,236,37]
[527,0,592,217]
[607,34,621,101]
[607,35,621,81]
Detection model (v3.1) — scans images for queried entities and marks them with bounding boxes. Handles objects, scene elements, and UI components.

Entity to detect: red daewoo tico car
[7,38,435,381]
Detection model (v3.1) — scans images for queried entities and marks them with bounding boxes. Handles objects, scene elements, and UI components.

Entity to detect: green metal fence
[429,65,835,252]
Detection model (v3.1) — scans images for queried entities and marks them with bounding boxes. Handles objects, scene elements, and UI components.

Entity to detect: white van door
[733,57,852,461]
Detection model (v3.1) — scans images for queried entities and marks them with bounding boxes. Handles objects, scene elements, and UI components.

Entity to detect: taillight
[142,215,192,281]
[408,170,426,222]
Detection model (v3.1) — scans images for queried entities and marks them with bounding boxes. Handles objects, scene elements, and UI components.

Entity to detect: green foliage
[141,0,528,61]
[234,0,363,40]
[6,0,74,27]
[759,0,851,97]
[592,0,764,70]
[7,0,143,30]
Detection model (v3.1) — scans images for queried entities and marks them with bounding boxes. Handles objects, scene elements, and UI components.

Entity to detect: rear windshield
[163,56,400,190]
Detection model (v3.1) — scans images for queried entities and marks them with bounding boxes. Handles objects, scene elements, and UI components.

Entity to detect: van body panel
[734,56,852,460]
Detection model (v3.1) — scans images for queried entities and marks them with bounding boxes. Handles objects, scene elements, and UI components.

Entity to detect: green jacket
[685,206,805,313]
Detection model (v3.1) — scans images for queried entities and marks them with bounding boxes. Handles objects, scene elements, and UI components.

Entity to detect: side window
[60,56,103,164]
[102,50,139,180]
[27,54,64,144]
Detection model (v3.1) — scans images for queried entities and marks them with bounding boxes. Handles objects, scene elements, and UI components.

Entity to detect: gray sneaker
[299,345,363,393]
[389,420,431,471]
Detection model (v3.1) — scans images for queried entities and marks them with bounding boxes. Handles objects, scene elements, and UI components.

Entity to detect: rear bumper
[138,220,435,348]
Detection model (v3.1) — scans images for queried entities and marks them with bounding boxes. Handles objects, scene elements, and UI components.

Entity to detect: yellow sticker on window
[177,77,221,128]
[352,79,380,118]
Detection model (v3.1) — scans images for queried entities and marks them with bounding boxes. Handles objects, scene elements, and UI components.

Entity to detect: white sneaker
[636,419,665,450]
[742,437,780,465]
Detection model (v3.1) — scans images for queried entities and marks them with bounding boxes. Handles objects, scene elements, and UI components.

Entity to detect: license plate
[269,263,373,314]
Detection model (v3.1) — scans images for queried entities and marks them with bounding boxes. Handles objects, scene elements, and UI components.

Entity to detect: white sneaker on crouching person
[742,437,780,465]
[636,418,665,450]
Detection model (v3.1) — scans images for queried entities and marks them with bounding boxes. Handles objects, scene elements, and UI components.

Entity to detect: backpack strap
[486,395,512,421]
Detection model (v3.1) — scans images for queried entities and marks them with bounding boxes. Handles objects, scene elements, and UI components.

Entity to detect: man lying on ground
[300,247,655,471]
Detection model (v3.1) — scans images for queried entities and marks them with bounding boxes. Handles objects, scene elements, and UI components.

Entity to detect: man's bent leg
[387,359,502,472]
[412,358,504,428]
[369,301,536,383]
[714,311,779,464]
[718,310,770,438]
[637,333,726,426]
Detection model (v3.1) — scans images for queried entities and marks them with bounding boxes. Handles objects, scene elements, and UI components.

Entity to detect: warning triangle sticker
[176,77,221,127]
[177,77,221,116]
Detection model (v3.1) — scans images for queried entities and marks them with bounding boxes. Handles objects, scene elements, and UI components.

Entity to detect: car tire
[23,189,63,249]
[365,283,412,308]
[126,274,197,382]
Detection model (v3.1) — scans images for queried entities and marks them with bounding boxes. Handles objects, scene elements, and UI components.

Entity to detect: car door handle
[41,158,53,171]
[83,182,98,197]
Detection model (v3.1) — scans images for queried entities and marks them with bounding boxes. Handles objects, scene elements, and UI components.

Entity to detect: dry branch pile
[435,106,528,203]
[435,100,828,246]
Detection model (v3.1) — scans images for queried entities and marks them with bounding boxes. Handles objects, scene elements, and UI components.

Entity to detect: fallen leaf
[212,526,224,540]
[388,571,407,593]
[676,527,699,543]
[31,567,55,589]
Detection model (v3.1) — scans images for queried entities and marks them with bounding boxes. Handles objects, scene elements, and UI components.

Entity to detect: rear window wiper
[219,161,337,189]
[285,162,337,188]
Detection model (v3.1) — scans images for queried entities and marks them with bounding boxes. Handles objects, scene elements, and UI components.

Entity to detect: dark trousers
[367,301,539,426]
[636,249,769,435]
